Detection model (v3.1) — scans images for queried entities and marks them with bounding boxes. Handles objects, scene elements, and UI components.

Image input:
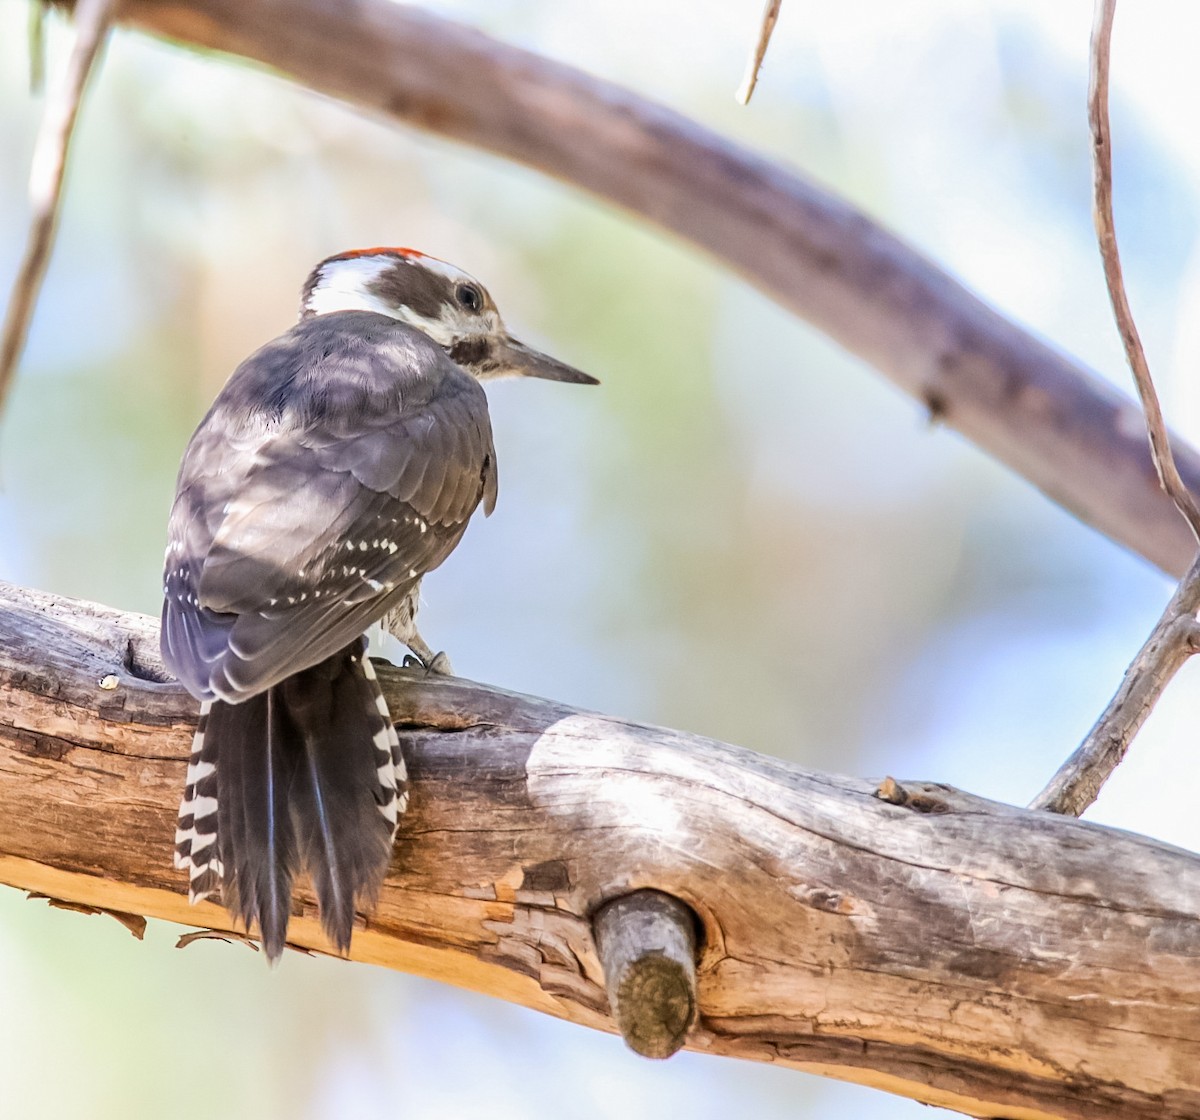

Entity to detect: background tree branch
[42,0,1200,579]
[2,580,1199,1120]
[0,0,114,418]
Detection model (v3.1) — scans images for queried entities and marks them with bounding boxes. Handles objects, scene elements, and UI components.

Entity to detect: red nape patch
[326,246,425,262]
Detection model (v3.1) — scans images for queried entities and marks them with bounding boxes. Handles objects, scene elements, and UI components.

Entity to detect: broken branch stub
[592,890,699,1059]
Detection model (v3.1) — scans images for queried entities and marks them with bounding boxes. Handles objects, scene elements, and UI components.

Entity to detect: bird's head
[300,247,598,385]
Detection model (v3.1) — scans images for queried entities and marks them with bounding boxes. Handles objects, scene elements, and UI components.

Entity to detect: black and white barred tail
[174,639,408,961]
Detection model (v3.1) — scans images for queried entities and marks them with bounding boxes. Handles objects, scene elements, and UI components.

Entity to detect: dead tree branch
[42,0,1200,578]
[1031,0,1200,815]
[1,580,1199,1120]
[0,0,115,420]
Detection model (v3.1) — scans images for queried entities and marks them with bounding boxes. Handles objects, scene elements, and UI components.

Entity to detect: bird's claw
[403,651,454,676]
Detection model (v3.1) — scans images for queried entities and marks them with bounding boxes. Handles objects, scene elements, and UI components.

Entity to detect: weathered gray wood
[50,0,1200,578]
[593,890,698,1058]
[2,580,1200,1120]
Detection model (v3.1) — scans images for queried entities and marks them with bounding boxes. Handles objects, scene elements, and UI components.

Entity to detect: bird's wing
[162,330,497,703]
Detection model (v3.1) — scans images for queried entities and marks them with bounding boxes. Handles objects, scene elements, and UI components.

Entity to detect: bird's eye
[456,284,483,313]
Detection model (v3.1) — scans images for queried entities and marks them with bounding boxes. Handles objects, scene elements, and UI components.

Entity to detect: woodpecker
[162,247,596,961]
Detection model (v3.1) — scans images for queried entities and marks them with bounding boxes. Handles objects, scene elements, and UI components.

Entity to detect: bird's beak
[497,336,599,385]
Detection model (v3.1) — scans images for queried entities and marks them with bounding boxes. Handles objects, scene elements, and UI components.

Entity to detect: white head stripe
[305,257,399,319]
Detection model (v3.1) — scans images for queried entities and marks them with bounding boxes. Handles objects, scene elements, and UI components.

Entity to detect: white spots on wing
[366,578,384,592]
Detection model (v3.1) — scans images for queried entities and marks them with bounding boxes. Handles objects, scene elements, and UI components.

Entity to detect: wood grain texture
[52,0,1200,577]
[1,580,1199,1119]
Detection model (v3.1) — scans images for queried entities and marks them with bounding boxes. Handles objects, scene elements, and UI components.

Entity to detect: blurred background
[1,0,1197,1116]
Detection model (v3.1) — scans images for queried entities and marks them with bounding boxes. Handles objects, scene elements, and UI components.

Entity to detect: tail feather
[173,639,405,961]
[199,689,300,959]
[284,644,400,952]
[175,701,223,903]
[360,652,409,835]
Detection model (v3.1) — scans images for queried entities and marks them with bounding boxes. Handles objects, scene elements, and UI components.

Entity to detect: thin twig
[0,0,116,423]
[1089,0,1200,541]
[1033,0,1200,816]
[736,0,782,105]
[1030,552,1200,815]
[28,1,47,94]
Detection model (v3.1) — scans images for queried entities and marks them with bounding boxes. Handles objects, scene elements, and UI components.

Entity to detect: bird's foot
[403,651,454,676]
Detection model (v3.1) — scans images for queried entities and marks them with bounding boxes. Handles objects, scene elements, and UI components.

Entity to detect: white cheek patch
[392,302,501,350]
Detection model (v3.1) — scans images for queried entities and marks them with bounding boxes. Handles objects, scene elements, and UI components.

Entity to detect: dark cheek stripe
[368,262,450,321]
[448,337,492,367]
